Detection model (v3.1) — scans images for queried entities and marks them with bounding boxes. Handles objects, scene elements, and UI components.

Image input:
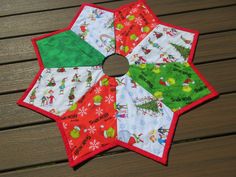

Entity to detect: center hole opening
[102,54,129,77]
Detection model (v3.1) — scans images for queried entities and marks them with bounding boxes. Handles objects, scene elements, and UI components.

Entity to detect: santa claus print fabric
[17,0,218,167]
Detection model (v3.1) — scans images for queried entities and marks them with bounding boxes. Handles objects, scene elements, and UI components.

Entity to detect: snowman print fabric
[18,0,218,167]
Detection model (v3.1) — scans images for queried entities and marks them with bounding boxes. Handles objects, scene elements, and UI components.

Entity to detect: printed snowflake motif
[17,1,217,169]
[144,8,150,14]
[105,94,114,104]
[130,7,138,13]
[77,106,88,117]
[140,33,147,39]
[95,87,101,94]
[135,16,143,25]
[95,107,103,116]
[89,139,100,151]
[150,23,157,28]
[87,125,97,134]
[116,34,122,42]
[124,21,131,26]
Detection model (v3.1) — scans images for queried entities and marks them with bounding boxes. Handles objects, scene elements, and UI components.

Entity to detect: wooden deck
[0,0,236,176]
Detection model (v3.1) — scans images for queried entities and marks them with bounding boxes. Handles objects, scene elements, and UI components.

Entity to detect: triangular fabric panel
[114,1,158,56]
[58,75,117,165]
[116,75,174,158]
[23,67,104,116]
[126,24,196,64]
[71,5,115,57]
[128,63,211,111]
[37,30,105,67]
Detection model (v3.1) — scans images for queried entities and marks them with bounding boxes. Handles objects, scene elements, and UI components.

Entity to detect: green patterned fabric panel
[128,63,211,111]
[36,30,105,68]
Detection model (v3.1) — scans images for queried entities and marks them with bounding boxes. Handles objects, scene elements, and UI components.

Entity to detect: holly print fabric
[18,0,218,167]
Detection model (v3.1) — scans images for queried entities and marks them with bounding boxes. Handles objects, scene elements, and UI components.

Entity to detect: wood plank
[0,0,117,16]
[1,30,235,65]
[0,93,235,170]
[0,60,38,94]
[0,59,235,94]
[0,135,235,176]
[0,3,235,39]
[195,31,236,63]
[176,93,236,140]
[160,6,236,34]
[0,123,65,171]
[1,0,235,17]
[197,59,236,94]
[0,92,50,130]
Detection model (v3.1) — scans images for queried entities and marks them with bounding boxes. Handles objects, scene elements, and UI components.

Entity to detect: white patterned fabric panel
[71,5,115,57]
[116,75,174,157]
[127,24,195,65]
[24,67,104,116]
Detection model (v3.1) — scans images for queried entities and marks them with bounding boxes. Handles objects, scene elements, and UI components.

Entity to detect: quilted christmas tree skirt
[17,0,218,167]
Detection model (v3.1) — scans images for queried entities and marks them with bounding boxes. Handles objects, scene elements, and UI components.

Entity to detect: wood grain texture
[0,0,117,16]
[1,0,235,16]
[0,135,235,177]
[0,3,235,38]
[0,92,50,130]
[195,31,236,63]
[197,59,236,93]
[0,93,235,170]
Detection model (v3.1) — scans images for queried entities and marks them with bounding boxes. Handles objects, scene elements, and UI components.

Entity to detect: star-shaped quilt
[18,0,218,167]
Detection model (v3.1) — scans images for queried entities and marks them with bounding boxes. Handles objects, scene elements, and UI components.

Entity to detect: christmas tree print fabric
[17,0,218,167]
